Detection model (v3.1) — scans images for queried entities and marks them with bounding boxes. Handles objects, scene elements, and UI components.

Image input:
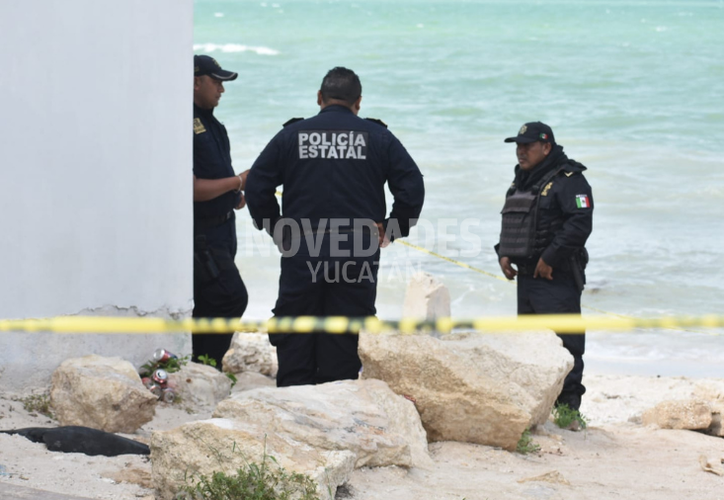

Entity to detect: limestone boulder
[151,418,357,500]
[402,272,451,322]
[642,399,713,430]
[152,379,430,499]
[222,331,277,377]
[359,330,573,450]
[50,355,157,433]
[214,379,432,469]
[167,362,232,407]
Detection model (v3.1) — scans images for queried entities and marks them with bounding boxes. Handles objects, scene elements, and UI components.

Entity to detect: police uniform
[496,123,593,410]
[192,102,248,363]
[245,104,424,387]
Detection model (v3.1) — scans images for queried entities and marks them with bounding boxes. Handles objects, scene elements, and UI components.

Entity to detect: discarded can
[142,377,155,389]
[152,369,169,386]
[148,384,163,398]
[153,348,177,363]
[161,388,176,404]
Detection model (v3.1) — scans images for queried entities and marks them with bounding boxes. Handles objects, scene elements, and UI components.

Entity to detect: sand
[1,373,724,500]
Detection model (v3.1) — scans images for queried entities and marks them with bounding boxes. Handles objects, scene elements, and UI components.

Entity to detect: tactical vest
[498,166,564,259]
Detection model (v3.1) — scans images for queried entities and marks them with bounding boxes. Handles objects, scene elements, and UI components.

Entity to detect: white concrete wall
[0,1,194,391]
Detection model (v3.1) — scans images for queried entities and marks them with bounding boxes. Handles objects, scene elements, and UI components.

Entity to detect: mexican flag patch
[575,194,590,209]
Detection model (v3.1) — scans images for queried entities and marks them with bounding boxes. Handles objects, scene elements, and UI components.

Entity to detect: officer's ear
[542,142,552,156]
[317,90,323,107]
[352,96,362,115]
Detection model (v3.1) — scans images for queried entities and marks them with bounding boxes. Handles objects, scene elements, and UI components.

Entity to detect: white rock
[50,355,157,433]
[359,330,572,451]
[222,331,277,377]
[167,362,232,408]
[151,379,430,499]
[641,399,713,430]
[402,272,451,322]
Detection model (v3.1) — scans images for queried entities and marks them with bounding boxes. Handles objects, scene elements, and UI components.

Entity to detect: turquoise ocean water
[194,0,724,376]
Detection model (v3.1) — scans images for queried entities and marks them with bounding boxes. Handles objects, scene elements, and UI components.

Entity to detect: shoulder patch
[365,117,388,128]
[283,117,304,127]
[193,118,206,134]
[575,194,591,209]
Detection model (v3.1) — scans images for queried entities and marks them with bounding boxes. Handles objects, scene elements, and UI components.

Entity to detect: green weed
[18,393,54,419]
[179,451,320,500]
[552,404,588,430]
[140,354,190,378]
[516,427,540,454]
[197,354,217,368]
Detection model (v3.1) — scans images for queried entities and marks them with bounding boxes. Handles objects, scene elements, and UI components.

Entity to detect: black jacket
[245,105,424,242]
[193,105,241,220]
[498,145,593,269]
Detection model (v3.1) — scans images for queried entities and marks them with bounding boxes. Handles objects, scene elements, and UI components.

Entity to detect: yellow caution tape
[396,240,510,282]
[1,315,723,335]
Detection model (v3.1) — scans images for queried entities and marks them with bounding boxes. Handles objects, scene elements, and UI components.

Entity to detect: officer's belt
[515,260,537,276]
[292,226,377,239]
[194,211,233,230]
[516,259,571,276]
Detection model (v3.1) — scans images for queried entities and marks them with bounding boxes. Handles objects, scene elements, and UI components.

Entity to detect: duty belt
[194,211,233,230]
[515,260,537,276]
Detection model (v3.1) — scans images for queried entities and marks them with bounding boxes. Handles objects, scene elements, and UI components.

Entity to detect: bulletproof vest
[498,166,564,259]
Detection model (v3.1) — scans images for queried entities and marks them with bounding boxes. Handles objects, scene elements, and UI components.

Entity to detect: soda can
[142,377,155,389]
[161,388,176,404]
[153,348,177,363]
[152,368,169,386]
[148,384,163,398]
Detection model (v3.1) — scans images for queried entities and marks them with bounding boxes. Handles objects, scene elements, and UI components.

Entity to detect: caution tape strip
[1,315,723,335]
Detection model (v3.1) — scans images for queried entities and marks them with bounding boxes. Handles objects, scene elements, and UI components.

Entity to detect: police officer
[496,122,593,412]
[245,67,425,387]
[192,55,249,366]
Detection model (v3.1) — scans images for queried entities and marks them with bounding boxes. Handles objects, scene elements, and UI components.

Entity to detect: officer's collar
[319,104,355,115]
[194,103,215,117]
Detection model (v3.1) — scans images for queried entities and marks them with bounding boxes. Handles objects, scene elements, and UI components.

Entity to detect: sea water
[193,0,724,376]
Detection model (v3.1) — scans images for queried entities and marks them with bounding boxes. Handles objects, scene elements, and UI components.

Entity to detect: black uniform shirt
[497,145,593,269]
[193,104,240,220]
[245,105,424,240]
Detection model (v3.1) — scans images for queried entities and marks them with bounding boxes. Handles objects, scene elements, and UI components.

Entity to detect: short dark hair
[320,67,362,105]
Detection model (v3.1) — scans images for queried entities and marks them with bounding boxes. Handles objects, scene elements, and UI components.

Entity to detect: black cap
[194,55,238,81]
[504,122,555,144]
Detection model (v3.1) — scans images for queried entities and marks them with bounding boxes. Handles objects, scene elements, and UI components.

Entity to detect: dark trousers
[270,248,379,387]
[517,271,585,409]
[193,217,248,366]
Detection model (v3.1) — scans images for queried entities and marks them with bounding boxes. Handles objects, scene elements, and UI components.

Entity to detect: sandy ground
[2,373,724,500]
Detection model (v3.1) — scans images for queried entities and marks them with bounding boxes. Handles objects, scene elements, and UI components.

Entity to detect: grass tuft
[179,449,321,500]
[552,404,588,430]
[18,393,54,419]
[516,427,540,454]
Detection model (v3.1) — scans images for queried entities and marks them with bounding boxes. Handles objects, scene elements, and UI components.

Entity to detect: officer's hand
[499,257,517,280]
[375,222,390,248]
[534,258,553,280]
[235,193,246,210]
[238,169,250,191]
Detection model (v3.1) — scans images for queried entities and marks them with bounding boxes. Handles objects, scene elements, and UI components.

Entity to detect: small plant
[226,372,238,388]
[19,394,54,419]
[197,354,217,368]
[552,404,588,431]
[180,452,320,500]
[516,427,540,454]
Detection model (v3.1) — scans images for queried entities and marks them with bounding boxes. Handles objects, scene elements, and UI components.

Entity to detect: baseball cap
[504,122,555,144]
[194,55,238,81]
